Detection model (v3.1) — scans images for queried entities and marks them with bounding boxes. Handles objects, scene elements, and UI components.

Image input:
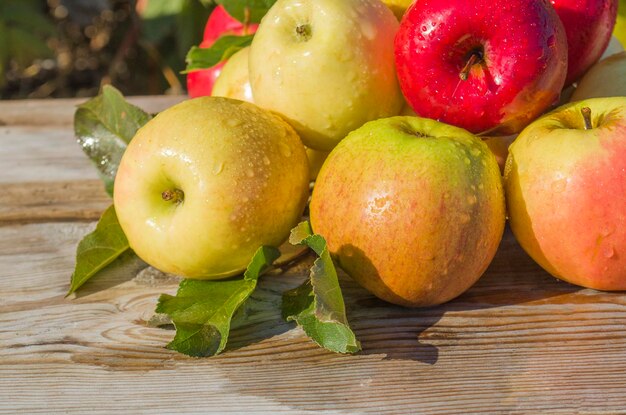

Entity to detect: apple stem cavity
[459,52,482,81]
[295,24,312,42]
[581,107,593,130]
[162,188,184,204]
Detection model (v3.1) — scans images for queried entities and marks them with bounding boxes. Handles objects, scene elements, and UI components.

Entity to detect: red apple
[395,0,568,135]
[550,0,618,85]
[186,6,258,98]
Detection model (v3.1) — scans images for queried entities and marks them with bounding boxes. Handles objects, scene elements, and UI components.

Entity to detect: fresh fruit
[483,135,516,174]
[212,47,253,103]
[381,0,414,19]
[504,97,626,290]
[187,6,258,98]
[615,0,626,45]
[249,0,404,151]
[571,52,626,100]
[601,36,624,60]
[310,116,506,307]
[550,0,618,85]
[306,148,329,180]
[395,0,568,135]
[114,97,310,279]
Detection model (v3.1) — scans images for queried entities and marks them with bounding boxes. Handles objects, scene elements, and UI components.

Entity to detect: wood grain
[0,95,185,127]
[2,98,626,414]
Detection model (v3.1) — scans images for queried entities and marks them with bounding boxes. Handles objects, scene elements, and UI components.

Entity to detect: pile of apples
[114,0,626,308]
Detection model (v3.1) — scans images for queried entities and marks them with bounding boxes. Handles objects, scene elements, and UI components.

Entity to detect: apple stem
[295,24,312,41]
[162,188,184,204]
[243,7,251,35]
[459,53,481,81]
[581,107,593,130]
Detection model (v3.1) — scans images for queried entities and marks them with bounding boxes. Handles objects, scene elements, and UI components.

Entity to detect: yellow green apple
[310,116,505,307]
[381,0,414,20]
[504,97,626,290]
[571,52,626,101]
[114,97,310,279]
[249,0,404,151]
[212,47,254,103]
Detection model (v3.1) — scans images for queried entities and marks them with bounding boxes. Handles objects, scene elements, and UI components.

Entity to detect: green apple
[249,0,404,151]
[381,0,414,20]
[114,97,310,279]
[504,97,626,290]
[571,52,626,101]
[615,0,626,46]
[310,116,505,307]
[212,47,253,103]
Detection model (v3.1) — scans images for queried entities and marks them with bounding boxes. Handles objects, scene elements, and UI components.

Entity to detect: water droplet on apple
[600,226,614,237]
[551,179,567,193]
[242,196,249,203]
[464,157,471,165]
[478,183,484,190]
[246,169,255,178]
[212,162,224,175]
[279,142,292,157]
[467,194,477,205]
[262,155,271,166]
[470,148,481,157]
[227,118,242,128]
[603,246,615,259]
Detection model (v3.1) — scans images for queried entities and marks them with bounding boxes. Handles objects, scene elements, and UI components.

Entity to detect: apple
[186,6,258,98]
[249,0,404,151]
[504,97,626,290]
[483,135,516,175]
[210,48,329,181]
[571,52,626,100]
[615,0,626,46]
[114,97,310,279]
[306,148,329,181]
[395,0,568,135]
[310,116,506,307]
[550,0,618,85]
[381,0,414,20]
[212,47,254,103]
[601,36,624,60]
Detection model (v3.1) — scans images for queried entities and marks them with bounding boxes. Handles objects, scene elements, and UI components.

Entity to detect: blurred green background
[0,0,215,99]
[0,0,624,100]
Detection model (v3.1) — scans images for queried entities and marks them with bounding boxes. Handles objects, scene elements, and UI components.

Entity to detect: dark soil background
[0,0,214,99]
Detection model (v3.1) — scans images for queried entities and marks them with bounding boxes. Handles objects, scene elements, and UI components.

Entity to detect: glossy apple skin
[186,6,258,98]
[395,0,568,135]
[550,0,618,85]
[504,97,626,290]
[310,116,505,307]
[114,97,309,279]
[212,47,254,103]
[571,52,626,100]
[250,0,404,151]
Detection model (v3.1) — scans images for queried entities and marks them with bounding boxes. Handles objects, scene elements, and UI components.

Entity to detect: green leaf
[73,85,152,196]
[282,222,361,354]
[68,205,130,295]
[184,34,253,72]
[216,0,276,23]
[156,246,280,357]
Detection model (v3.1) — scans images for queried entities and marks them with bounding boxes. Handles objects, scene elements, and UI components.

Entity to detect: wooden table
[1,97,625,414]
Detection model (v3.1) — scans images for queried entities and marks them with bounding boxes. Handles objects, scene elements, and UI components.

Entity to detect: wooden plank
[0,180,109,225]
[2,222,626,413]
[0,95,185,127]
